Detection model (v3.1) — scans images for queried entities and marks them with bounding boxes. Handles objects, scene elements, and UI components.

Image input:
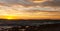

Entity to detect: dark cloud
[41,0,60,7]
[0,0,18,4]
[0,0,35,6]
[0,0,60,7]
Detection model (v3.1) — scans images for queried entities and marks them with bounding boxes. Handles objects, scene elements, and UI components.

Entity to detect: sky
[0,0,60,19]
[41,0,60,7]
[0,0,60,7]
[0,0,60,11]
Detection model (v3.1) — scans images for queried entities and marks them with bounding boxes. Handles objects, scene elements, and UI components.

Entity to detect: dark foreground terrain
[0,19,60,31]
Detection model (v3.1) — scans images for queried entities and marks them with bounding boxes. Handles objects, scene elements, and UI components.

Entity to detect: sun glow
[0,11,60,20]
[5,16,14,19]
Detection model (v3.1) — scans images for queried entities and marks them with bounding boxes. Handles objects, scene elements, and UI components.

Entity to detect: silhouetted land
[0,19,60,26]
[0,24,60,31]
[0,19,60,31]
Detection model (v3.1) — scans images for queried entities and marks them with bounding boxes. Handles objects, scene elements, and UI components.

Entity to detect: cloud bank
[0,0,35,6]
[41,0,60,7]
[0,0,60,7]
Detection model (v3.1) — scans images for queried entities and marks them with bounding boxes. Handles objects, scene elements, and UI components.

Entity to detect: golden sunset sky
[0,0,60,20]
